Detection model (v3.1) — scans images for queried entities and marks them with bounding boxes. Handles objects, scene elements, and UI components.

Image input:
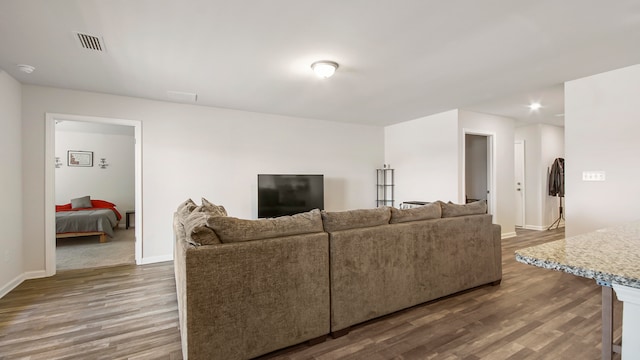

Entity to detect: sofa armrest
[181,232,330,360]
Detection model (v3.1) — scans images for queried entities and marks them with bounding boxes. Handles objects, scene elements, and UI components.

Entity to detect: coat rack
[547,157,565,230]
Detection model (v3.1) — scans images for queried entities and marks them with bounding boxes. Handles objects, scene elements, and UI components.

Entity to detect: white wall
[21,85,384,271]
[0,70,24,297]
[515,123,564,229]
[384,110,459,204]
[459,110,516,237]
[565,64,640,237]
[385,109,516,237]
[55,125,135,217]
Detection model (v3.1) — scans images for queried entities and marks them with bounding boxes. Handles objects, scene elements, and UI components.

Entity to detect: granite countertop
[515,221,640,289]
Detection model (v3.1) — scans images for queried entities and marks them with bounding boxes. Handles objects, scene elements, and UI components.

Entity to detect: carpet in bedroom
[56,227,135,271]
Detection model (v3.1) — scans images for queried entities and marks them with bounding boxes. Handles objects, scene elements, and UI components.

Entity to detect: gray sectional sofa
[173,199,502,360]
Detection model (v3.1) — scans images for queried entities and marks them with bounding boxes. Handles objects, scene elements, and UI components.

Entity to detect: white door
[514,141,525,227]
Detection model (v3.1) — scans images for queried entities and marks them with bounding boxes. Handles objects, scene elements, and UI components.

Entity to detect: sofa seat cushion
[208,209,324,243]
[441,200,487,218]
[321,207,391,232]
[390,203,441,223]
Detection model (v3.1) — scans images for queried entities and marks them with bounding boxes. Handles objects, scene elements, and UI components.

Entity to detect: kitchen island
[516,221,640,360]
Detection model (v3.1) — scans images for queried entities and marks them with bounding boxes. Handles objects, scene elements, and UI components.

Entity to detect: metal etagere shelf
[376,167,394,207]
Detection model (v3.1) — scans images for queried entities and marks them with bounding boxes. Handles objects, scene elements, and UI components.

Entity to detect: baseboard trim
[522,224,565,231]
[0,273,25,299]
[0,269,52,299]
[24,270,48,280]
[139,254,173,265]
[501,232,517,239]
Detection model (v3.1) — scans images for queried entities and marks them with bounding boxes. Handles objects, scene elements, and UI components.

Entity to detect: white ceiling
[1,0,639,126]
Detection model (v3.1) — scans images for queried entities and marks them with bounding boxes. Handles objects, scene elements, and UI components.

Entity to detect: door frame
[514,140,526,228]
[45,113,143,276]
[461,129,496,221]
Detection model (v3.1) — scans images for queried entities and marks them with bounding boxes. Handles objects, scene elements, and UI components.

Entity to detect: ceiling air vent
[75,32,104,52]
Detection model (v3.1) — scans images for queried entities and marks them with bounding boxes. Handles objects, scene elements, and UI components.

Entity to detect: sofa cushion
[177,198,197,223]
[390,203,441,224]
[207,209,324,243]
[201,197,228,217]
[71,195,92,209]
[183,211,222,245]
[321,207,391,232]
[441,200,487,218]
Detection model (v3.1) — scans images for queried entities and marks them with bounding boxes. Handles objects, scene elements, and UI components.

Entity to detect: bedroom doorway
[462,130,496,217]
[45,113,142,276]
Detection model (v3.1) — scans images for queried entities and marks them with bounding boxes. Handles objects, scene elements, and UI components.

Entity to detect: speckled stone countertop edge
[515,252,640,289]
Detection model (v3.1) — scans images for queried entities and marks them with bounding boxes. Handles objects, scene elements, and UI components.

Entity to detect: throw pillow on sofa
[390,202,441,223]
[441,200,487,218]
[183,211,222,245]
[176,198,197,224]
[201,197,228,217]
[207,209,324,243]
[321,207,391,232]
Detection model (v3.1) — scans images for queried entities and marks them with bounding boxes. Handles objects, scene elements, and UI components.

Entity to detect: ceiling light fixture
[17,64,35,74]
[528,102,542,111]
[311,60,339,79]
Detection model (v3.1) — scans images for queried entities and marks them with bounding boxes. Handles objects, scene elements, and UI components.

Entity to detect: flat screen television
[258,174,324,218]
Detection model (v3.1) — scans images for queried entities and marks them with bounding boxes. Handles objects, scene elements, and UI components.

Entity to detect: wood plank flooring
[0,229,622,359]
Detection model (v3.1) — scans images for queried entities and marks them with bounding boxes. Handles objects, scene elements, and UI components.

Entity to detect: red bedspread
[56,199,122,220]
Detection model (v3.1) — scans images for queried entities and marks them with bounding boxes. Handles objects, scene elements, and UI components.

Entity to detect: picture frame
[67,150,93,167]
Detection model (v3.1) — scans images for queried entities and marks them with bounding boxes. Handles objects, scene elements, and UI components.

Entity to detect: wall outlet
[582,171,606,181]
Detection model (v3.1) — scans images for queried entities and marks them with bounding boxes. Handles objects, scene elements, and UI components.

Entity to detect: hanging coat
[548,157,565,197]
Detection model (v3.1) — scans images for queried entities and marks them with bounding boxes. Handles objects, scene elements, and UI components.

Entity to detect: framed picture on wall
[67,150,93,167]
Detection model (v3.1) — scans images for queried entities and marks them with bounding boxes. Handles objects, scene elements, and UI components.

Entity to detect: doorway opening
[45,113,142,276]
[462,130,496,219]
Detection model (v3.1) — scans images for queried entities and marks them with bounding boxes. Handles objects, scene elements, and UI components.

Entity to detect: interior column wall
[0,70,24,297]
[565,64,640,236]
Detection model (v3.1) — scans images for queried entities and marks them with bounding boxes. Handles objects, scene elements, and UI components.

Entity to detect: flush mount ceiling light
[528,102,542,111]
[17,64,35,74]
[311,60,339,79]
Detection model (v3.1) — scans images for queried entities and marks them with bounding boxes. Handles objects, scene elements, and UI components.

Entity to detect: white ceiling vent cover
[75,32,105,51]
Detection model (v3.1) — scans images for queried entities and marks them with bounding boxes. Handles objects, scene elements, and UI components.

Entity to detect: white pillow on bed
[71,196,92,209]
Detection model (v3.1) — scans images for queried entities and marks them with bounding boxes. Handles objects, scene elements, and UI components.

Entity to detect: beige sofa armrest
[180,232,330,360]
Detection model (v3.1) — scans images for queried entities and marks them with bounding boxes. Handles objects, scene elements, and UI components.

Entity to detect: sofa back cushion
[321,207,391,232]
[441,200,487,218]
[207,209,324,243]
[390,203,441,224]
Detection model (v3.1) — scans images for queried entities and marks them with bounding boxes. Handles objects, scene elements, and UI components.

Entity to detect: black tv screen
[258,174,324,218]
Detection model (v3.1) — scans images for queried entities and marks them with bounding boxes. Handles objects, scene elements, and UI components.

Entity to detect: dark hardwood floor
[0,229,622,359]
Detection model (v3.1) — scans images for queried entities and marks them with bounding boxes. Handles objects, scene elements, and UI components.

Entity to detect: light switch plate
[582,171,606,181]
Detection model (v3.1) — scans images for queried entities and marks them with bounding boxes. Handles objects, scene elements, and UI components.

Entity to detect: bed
[56,197,122,243]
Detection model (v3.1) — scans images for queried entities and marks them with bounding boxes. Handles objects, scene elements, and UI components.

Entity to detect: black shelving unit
[376,167,394,207]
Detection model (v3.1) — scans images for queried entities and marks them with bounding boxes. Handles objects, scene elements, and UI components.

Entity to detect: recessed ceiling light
[17,64,35,74]
[528,102,542,111]
[311,60,339,79]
